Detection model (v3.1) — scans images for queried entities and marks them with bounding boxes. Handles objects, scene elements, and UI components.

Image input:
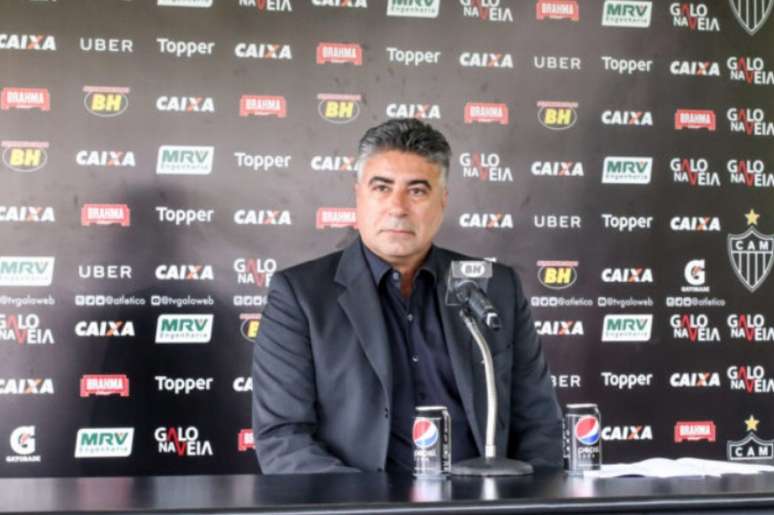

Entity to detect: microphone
[446,261,501,331]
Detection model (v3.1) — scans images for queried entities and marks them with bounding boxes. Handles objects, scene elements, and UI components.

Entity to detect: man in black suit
[252,119,562,474]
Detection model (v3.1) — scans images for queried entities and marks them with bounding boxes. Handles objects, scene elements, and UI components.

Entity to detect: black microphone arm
[453,281,501,331]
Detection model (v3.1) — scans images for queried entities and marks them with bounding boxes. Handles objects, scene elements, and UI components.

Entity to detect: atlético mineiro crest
[727,209,774,292]
[729,0,774,35]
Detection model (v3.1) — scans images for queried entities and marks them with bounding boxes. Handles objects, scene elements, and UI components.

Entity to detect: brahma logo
[602,314,653,342]
[311,155,356,171]
[0,378,54,395]
[682,259,709,293]
[537,260,578,289]
[155,426,213,456]
[727,210,773,292]
[602,157,652,184]
[727,107,774,136]
[727,416,773,461]
[669,3,719,31]
[601,267,653,283]
[537,101,578,130]
[7,426,40,463]
[159,0,213,6]
[727,160,774,188]
[316,43,362,65]
[318,93,361,123]
[670,157,721,187]
[387,0,439,18]
[669,371,721,387]
[80,204,130,227]
[238,429,255,452]
[82,86,129,117]
[234,209,292,225]
[670,216,720,232]
[460,0,513,22]
[2,141,48,173]
[234,258,276,287]
[670,314,721,342]
[727,365,774,394]
[0,34,56,51]
[234,42,292,59]
[75,320,135,337]
[602,425,653,441]
[240,313,261,343]
[0,257,55,287]
[534,55,582,71]
[156,145,214,175]
[674,421,716,442]
[727,314,774,343]
[156,265,213,281]
[386,103,441,119]
[156,96,214,113]
[240,95,287,118]
[670,60,720,76]
[0,314,55,344]
[0,206,54,223]
[460,152,513,182]
[459,52,513,68]
[311,0,367,7]
[0,88,50,111]
[727,56,774,85]
[534,215,582,229]
[535,320,584,336]
[601,0,652,27]
[79,375,130,397]
[74,428,134,458]
[531,161,583,177]
[536,0,579,21]
[464,102,508,124]
[316,207,357,229]
[674,109,716,130]
[601,110,653,126]
[238,0,293,10]
[76,150,135,168]
[459,213,513,229]
[155,314,213,344]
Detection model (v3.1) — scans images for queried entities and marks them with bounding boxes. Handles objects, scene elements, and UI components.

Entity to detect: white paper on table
[583,457,774,479]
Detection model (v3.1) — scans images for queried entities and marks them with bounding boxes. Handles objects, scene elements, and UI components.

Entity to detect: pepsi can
[413,406,451,478]
[563,403,602,474]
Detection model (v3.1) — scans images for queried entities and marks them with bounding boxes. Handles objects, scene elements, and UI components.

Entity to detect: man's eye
[409,188,428,196]
[373,184,390,192]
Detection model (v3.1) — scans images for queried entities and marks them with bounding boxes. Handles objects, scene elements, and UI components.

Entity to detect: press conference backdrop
[0,0,773,477]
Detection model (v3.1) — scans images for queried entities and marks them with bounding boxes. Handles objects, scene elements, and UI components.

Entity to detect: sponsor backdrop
[1,0,773,476]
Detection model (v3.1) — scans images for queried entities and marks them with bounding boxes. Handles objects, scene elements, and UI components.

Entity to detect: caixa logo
[670,60,720,76]
[458,213,513,229]
[727,56,774,86]
[0,378,54,395]
[311,0,367,8]
[0,34,56,51]
[535,320,584,336]
[459,153,513,182]
[234,209,292,225]
[386,103,441,119]
[234,258,276,287]
[311,155,356,171]
[537,260,578,289]
[459,52,513,68]
[670,157,721,187]
[156,96,214,113]
[669,216,720,232]
[531,161,584,177]
[0,206,55,223]
[0,257,55,287]
[602,425,653,441]
[669,314,721,342]
[82,86,129,117]
[1,141,48,173]
[601,110,652,126]
[318,93,361,123]
[76,150,135,168]
[156,264,214,281]
[727,159,774,188]
[669,3,719,31]
[459,0,513,22]
[727,314,774,342]
[238,0,293,11]
[601,267,653,283]
[235,43,292,60]
[727,108,774,137]
[155,427,213,457]
[316,43,362,65]
[240,95,287,118]
[727,365,774,394]
[537,101,578,130]
[0,314,55,344]
[464,102,508,125]
[0,88,50,111]
[669,371,720,387]
[75,320,135,337]
[155,314,214,344]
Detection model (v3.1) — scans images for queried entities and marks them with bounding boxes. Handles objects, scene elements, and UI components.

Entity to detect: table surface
[4,469,774,514]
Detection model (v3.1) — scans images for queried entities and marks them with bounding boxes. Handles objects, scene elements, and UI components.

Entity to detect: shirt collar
[360,238,439,287]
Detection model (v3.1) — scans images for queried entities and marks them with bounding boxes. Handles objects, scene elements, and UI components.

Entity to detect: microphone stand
[451,307,533,476]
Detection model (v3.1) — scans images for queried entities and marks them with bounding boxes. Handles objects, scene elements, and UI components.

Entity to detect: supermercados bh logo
[387,0,439,17]
[318,94,361,123]
[317,43,362,65]
[601,109,652,127]
[240,95,287,118]
[0,34,56,51]
[2,141,48,173]
[670,215,720,232]
[728,365,774,394]
[0,314,54,344]
[76,150,135,168]
[601,267,653,284]
[1,88,50,111]
[727,314,774,343]
[537,101,578,130]
[234,258,276,288]
[0,257,55,287]
[156,95,214,113]
[311,0,367,8]
[155,427,213,457]
[726,56,774,85]
[464,102,509,125]
[674,109,716,131]
[82,86,129,117]
[240,313,261,343]
[728,210,773,292]
[316,207,357,229]
[0,206,54,223]
[669,3,719,31]
[729,0,773,35]
[311,154,356,172]
[75,320,135,338]
[535,320,584,336]
[75,428,133,458]
[0,378,54,395]
[235,42,292,60]
[156,264,214,281]
[536,0,579,21]
[155,314,213,344]
[602,157,652,184]
[80,374,130,397]
[386,103,440,120]
[80,204,130,227]
[670,314,720,342]
[728,416,773,461]
[670,60,720,77]
[459,212,513,229]
[460,0,513,22]
[238,0,293,11]
[234,209,292,225]
[459,51,513,69]
[602,425,653,441]
[460,152,513,182]
[6,426,41,463]
[531,160,583,177]
[670,157,721,187]
[156,145,213,175]
[602,314,653,342]
[602,0,652,27]
[674,421,716,443]
[728,107,774,136]
[537,260,578,289]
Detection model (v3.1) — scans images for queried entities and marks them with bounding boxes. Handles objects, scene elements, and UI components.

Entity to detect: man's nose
[387,190,409,215]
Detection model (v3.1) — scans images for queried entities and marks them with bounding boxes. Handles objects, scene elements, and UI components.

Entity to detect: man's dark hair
[355,118,451,185]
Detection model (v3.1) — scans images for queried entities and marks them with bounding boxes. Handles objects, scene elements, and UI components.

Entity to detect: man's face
[355,150,448,267]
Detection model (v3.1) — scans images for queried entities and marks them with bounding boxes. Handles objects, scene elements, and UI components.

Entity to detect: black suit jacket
[252,238,562,473]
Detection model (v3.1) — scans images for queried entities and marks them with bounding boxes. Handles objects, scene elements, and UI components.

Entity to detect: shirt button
[384,408,390,419]
[392,271,400,281]
[407,313,414,322]
[412,355,419,363]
